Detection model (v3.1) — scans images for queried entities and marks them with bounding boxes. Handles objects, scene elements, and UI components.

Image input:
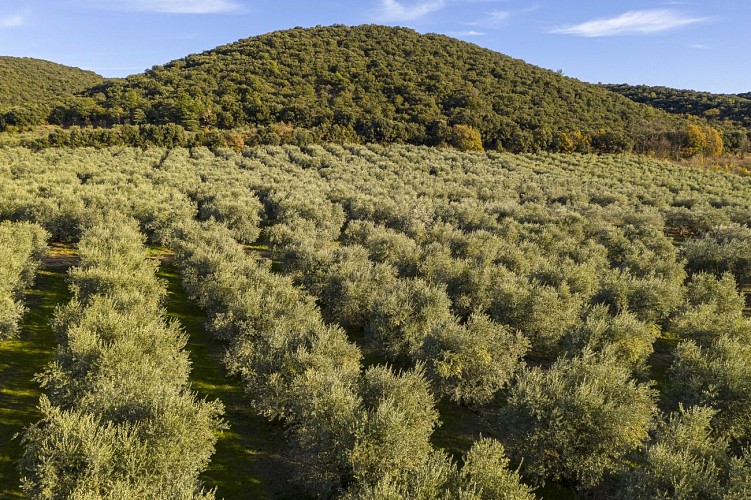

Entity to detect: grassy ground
[157,263,301,499]
[0,264,71,498]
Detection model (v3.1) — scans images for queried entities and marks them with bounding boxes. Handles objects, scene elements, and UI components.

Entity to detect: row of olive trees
[169,219,535,498]
[499,274,751,496]
[603,272,751,498]
[0,221,48,340]
[233,146,688,348]
[0,147,198,243]
[20,216,224,498]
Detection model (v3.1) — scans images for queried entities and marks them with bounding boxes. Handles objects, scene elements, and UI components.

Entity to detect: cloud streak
[466,9,510,26]
[449,30,485,36]
[464,4,539,29]
[376,0,446,22]
[97,0,241,14]
[552,9,705,37]
[0,13,25,27]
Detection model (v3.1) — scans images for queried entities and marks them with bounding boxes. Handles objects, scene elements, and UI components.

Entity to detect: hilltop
[605,83,751,150]
[0,57,104,131]
[0,57,103,108]
[49,25,687,152]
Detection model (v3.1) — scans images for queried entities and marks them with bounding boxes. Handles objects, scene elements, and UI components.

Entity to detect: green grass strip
[157,263,302,499]
[0,267,71,498]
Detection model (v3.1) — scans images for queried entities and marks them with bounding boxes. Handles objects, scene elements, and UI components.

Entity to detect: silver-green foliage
[563,304,657,371]
[618,406,751,500]
[197,188,263,244]
[0,221,48,340]
[503,349,656,489]
[668,337,751,442]
[682,224,751,283]
[421,313,528,404]
[345,439,536,500]
[170,220,537,498]
[21,217,224,499]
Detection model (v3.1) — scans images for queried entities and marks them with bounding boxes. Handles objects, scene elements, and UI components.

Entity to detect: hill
[604,83,751,150]
[51,25,688,153]
[0,57,103,108]
[604,83,751,125]
[0,57,104,131]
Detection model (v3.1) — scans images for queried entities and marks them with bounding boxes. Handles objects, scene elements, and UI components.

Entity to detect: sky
[0,0,749,94]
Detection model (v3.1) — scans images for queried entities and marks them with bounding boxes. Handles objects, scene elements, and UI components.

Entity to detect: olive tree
[668,337,751,442]
[618,406,734,500]
[420,313,528,404]
[502,349,655,489]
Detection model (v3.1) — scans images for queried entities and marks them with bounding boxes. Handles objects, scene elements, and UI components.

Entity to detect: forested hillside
[41,25,696,153]
[0,57,103,125]
[605,83,751,125]
[605,83,751,150]
[0,57,103,108]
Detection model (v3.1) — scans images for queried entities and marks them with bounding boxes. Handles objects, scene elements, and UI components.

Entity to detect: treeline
[13,120,730,158]
[605,83,751,152]
[20,217,225,497]
[2,25,742,156]
[0,221,48,340]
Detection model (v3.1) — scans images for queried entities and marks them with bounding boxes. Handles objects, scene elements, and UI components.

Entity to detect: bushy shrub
[668,337,751,442]
[197,189,263,244]
[421,313,528,404]
[618,406,735,500]
[502,349,655,489]
[366,277,454,360]
[564,304,657,371]
[683,225,751,283]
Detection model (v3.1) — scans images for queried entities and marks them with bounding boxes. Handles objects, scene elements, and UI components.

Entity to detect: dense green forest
[605,83,751,151]
[0,57,103,128]
[3,144,751,497]
[4,25,742,155]
[605,83,751,126]
[74,25,674,144]
[0,57,103,108]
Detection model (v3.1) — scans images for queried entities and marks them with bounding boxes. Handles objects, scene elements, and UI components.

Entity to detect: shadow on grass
[0,266,71,498]
[157,263,303,500]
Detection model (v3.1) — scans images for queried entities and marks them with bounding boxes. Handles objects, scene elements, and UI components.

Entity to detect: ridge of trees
[0,57,103,130]
[605,83,751,153]
[0,221,48,340]
[1,25,740,156]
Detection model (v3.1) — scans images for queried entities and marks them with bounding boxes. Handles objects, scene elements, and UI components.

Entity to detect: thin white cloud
[376,0,446,22]
[464,4,538,28]
[485,9,510,23]
[449,30,485,36]
[97,0,241,14]
[0,13,25,27]
[552,9,705,37]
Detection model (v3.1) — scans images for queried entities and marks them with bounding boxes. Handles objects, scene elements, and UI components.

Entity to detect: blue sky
[0,1,748,93]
